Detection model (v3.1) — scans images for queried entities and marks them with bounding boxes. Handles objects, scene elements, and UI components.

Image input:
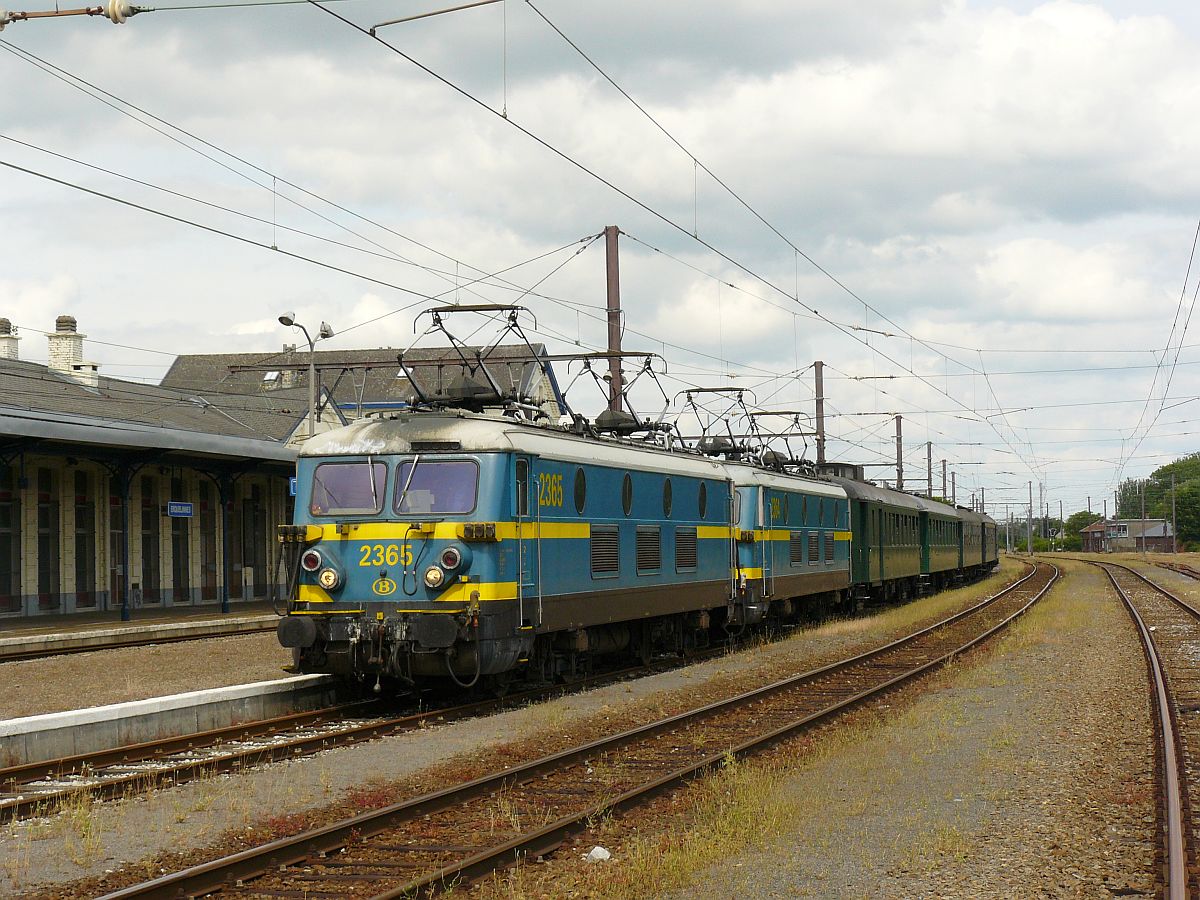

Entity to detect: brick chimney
[47,315,99,388]
[0,319,19,361]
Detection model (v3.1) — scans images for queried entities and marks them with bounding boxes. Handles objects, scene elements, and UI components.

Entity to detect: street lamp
[279,312,335,438]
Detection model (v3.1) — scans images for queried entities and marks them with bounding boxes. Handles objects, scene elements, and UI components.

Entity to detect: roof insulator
[105,0,132,23]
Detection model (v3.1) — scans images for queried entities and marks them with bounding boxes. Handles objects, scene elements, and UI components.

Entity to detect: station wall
[0,456,291,617]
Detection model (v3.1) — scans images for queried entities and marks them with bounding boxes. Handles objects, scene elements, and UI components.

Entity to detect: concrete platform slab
[0,675,336,768]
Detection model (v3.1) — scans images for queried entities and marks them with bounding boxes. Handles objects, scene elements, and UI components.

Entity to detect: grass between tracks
[472,556,1067,900]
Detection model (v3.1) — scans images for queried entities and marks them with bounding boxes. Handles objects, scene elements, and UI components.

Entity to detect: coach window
[698,482,708,519]
[662,478,672,518]
[622,473,633,517]
[573,467,586,514]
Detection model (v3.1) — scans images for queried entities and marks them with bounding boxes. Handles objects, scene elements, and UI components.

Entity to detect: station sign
[167,501,194,518]
[289,476,298,497]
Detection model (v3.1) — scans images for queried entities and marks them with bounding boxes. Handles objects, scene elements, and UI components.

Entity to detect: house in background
[1080,518,1175,553]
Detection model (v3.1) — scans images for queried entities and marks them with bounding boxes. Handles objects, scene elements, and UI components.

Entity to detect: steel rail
[99,561,1048,900]
[0,699,380,822]
[1154,560,1200,582]
[1096,562,1190,900]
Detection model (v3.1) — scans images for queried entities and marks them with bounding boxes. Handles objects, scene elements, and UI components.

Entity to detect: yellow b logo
[372,577,397,596]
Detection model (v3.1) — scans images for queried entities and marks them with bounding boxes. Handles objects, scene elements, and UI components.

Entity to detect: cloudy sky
[3,0,1200,523]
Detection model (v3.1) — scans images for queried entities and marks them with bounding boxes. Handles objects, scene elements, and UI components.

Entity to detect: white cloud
[3,1,1200,505]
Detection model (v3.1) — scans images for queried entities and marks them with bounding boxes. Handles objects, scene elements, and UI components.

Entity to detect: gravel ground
[1,563,1024,897]
[0,633,294,720]
[570,556,1154,900]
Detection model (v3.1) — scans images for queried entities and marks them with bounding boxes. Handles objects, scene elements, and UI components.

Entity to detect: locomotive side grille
[808,532,820,565]
[591,525,620,577]
[636,526,662,573]
[824,532,835,563]
[789,531,803,565]
[675,527,698,571]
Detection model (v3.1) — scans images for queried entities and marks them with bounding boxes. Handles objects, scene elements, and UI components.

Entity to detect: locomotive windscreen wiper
[396,454,421,513]
[367,454,378,511]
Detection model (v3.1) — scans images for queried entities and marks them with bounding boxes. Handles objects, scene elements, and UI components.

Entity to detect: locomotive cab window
[310,461,387,516]
[516,459,529,517]
[394,459,478,515]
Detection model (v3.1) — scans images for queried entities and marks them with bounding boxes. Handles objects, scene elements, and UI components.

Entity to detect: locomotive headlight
[439,546,462,571]
[317,567,341,590]
[423,565,446,589]
[300,549,323,572]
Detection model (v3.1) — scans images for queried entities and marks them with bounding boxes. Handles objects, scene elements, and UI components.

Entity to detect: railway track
[1155,560,1200,581]
[0,638,774,824]
[98,561,1054,900]
[0,658,690,824]
[1096,561,1200,899]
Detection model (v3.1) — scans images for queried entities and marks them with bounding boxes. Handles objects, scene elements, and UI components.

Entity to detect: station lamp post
[279,312,334,438]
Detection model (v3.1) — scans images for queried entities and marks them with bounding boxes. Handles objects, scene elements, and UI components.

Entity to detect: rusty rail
[1095,561,1195,900]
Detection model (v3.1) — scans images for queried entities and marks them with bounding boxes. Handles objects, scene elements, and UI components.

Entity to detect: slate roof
[0,357,296,461]
[160,343,561,414]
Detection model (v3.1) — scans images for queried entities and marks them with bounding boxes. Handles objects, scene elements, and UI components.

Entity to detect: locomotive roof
[300,411,732,480]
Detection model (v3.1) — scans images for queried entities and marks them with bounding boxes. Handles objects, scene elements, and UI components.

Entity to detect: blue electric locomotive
[727,464,851,626]
[278,410,749,689]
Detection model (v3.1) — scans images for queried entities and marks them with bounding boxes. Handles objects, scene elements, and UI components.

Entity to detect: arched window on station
[0,464,19,614]
[37,467,61,611]
[74,469,97,609]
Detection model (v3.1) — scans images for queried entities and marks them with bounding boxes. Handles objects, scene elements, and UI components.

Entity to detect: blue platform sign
[289,476,298,497]
[167,501,193,518]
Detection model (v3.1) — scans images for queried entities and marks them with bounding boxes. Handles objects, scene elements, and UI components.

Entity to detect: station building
[1,317,562,619]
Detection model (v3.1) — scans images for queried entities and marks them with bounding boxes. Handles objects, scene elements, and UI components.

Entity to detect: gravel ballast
[12,557,1162,897]
[496,557,1156,899]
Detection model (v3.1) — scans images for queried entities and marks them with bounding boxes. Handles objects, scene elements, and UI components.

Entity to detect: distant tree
[1115,452,1200,545]
[1062,510,1101,552]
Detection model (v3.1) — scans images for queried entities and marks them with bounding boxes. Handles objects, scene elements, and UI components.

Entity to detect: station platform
[0,601,280,662]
